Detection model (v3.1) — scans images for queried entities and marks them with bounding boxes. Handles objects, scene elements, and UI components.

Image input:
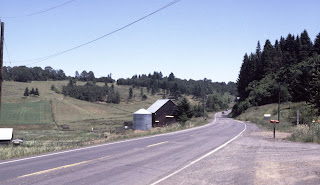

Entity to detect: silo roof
[134,109,151,114]
[147,99,171,113]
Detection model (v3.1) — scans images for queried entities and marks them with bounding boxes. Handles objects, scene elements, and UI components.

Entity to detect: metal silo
[133,109,152,130]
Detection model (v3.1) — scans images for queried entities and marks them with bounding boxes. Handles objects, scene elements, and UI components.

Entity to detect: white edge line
[150,120,246,185]
[0,113,219,166]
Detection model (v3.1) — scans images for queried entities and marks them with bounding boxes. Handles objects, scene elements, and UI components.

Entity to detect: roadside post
[270,120,279,139]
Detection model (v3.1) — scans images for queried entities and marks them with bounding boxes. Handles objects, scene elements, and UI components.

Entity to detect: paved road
[0,113,246,185]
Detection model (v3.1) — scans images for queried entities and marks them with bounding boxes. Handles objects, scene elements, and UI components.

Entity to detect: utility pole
[203,95,205,120]
[278,82,280,122]
[0,20,4,121]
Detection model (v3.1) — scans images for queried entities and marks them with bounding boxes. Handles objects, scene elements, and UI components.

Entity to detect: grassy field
[2,81,165,126]
[1,101,53,124]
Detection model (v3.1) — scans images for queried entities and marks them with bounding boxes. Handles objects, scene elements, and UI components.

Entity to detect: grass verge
[0,113,214,160]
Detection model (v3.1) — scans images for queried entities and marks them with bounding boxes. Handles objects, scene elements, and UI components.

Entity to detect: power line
[2,0,76,18]
[4,40,11,65]
[10,0,182,66]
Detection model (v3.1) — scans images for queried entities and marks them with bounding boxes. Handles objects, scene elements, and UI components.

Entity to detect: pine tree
[274,40,283,68]
[24,87,29,96]
[256,41,262,58]
[173,97,193,126]
[129,88,133,99]
[261,39,276,75]
[314,32,320,55]
[283,34,298,67]
[115,91,121,104]
[168,72,175,81]
[35,88,40,96]
[30,88,35,96]
[299,30,313,61]
[140,87,143,97]
[237,53,251,100]
[142,94,147,101]
[308,55,320,112]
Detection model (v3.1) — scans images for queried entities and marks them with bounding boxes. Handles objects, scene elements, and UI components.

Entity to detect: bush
[141,94,147,101]
[231,99,251,117]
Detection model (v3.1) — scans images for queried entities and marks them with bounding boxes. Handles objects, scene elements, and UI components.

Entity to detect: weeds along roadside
[0,113,213,160]
[234,102,320,144]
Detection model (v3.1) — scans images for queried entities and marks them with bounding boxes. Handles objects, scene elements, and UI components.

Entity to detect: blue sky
[1,0,320,82]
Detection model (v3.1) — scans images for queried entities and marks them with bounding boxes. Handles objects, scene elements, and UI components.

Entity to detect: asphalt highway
[0,112,246,185]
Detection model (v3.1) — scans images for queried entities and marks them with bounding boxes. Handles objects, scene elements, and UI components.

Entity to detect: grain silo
[133,109,152,130]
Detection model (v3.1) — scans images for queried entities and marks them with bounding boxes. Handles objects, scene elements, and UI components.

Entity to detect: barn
[147,99,176,127]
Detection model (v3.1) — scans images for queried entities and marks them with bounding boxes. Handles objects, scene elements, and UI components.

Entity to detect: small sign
[270,120,279,124]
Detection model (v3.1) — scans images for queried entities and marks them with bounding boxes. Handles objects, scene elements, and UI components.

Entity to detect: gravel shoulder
[158,122,320,185]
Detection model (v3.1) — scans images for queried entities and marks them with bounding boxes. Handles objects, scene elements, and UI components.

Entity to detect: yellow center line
[18,156,109,178]
[147,141,168,148]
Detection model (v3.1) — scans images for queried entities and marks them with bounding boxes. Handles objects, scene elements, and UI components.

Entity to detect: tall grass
[288,124,320,143]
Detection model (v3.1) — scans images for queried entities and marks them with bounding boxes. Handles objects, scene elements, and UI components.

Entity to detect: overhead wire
[9,0,182,66]
[4,39,11,65]
[2,0,76,18]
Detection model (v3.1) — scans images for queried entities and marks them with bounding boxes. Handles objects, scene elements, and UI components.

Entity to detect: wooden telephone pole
[0,19,4,120]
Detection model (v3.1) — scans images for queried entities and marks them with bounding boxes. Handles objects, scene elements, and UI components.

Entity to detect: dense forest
[232,30,320,117]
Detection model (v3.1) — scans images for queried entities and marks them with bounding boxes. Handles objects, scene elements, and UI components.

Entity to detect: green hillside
[1,101,53,124]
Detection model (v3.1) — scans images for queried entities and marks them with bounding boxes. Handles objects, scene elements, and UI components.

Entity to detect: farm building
[0,128,13,145]
[147,99,176,127]
[133,109,152,131]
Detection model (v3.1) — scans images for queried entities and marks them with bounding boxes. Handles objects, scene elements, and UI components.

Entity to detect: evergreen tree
[142,94,147,101]
[129,88,133,99]
[299,30,313,61]
[307,56,320,108]
[173,97,193,126]
[168,72,175,81]
[24,87,29,96]
[140,87,143,97]
[283,33,298,67]
[30,88,35,96]
[237,53,251,100]
[75,71,80,79]
[274,40,283,68]
[115,91,121,103]
[261,39,276,75]
[256,41,262,58]
[314,32,320,55]
[35,88,40,96]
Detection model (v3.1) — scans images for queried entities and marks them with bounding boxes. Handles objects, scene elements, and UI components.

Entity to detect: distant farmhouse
[147,99,176,127]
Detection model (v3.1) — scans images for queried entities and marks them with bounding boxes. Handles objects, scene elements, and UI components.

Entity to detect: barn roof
[147,99,174,113]
[0,128,13,140]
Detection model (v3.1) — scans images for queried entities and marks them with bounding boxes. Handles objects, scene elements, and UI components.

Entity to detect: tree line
[116,71,237,100]
[3,66,67,82]
[232,30,320,116]
[60,80,120,103]
[3,66,115,84]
